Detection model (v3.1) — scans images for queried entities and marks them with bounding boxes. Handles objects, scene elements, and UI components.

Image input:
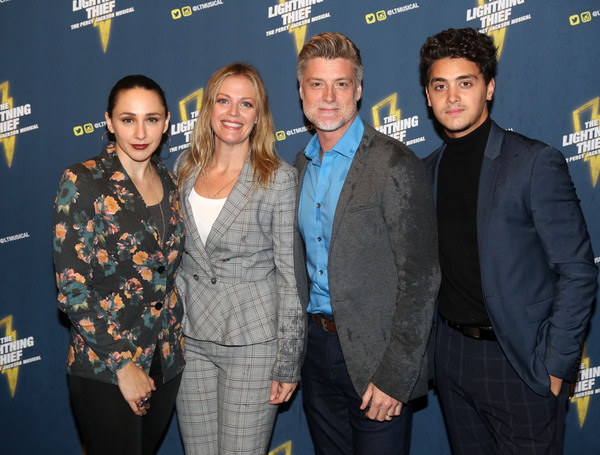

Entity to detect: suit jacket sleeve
[370,151,440,401]
[529,146,597,380]
[53,167,137,373]
[270,165,305,382]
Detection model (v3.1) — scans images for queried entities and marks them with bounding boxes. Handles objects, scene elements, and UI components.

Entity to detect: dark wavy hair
[106,74,169,118]
[419,28,497,87]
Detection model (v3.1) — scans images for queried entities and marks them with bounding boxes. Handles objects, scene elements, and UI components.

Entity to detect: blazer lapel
[296,154,309,207]
[180,166,212,265]
[204,158,254,256]
[477,122,505,261]
[329,123,371,249]
[104,149,165,249]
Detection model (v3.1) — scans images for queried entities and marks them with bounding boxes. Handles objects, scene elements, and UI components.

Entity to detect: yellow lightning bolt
[268,440,292,455]
[93,18,112,53]
[371,93,401,129]
[478,0,506,58]
[0,81,16,167]
[0,315,19,397]
[178,88,204,123]
[280,0,308,54]
[572,97,600,187]
[570,343,591,428]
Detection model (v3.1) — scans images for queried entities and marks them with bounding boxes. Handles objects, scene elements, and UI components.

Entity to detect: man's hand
[550,374,563,397]
[360,382,403,421]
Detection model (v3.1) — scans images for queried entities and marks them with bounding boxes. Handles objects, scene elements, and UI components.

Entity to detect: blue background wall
[1,1,599,453]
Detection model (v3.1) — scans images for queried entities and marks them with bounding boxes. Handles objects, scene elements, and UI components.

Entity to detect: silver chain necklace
[203,167,240,199]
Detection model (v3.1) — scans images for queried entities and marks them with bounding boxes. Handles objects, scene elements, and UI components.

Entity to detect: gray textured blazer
[294,122,440,402]
[174,153,305,383]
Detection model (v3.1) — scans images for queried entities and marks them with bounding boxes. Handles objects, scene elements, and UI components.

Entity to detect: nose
[134,121,146,140]
[323,84,335,103]
[228,103,239,117]
[447,85,459,104]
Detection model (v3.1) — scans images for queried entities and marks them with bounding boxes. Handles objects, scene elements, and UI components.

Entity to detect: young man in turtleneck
[420,28,597,454]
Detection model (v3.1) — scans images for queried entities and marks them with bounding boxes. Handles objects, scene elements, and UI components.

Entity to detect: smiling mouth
[222,121,242,128]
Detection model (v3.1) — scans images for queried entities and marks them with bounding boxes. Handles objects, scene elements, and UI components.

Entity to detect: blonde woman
[174,63,304,455]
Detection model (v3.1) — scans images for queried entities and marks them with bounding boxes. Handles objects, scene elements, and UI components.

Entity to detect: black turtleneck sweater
[437,116,492,326]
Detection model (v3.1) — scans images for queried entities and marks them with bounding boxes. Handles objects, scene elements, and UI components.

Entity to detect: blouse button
[193,274,199,281]
[157,265,165,274]
[210,278,217,284]
[154,302,163,310]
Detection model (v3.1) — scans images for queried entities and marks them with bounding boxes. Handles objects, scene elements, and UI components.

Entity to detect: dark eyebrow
[430,74,479,84]
[118,112,163,117]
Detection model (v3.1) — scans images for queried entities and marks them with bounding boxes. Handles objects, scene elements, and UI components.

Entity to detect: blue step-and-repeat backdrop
[1,1,599,453]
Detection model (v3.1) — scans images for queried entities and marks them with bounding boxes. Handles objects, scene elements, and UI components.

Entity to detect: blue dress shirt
[298,115,365,315]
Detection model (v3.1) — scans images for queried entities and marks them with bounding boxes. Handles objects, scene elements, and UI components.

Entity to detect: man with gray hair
[294,32,440,454]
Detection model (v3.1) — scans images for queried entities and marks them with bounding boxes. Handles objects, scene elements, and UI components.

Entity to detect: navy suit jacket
[423,121,597,396]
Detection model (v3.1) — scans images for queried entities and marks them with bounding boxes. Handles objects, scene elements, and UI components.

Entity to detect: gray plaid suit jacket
[174,153,305,383]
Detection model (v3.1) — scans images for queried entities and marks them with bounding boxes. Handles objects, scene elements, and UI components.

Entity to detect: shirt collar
[304,114,364,164]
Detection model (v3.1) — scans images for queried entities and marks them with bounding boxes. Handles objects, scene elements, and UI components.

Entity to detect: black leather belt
[311,313,337,333]
[442,317,497,341]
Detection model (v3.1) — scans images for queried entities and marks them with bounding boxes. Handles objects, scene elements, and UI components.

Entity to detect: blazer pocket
[347,202,380,213]
[525,296,553,322]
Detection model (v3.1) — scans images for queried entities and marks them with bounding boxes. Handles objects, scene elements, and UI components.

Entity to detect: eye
[147,117,160,123]
[241,101,254,108]
[337,81,349,88]
[433,83,446,91]
[310,81,323,88]
[217,98,229,105]
[460,81,472,88]
[121,118,134,123]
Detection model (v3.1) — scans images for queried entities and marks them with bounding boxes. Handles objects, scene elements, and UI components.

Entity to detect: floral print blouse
[53,148,185,385]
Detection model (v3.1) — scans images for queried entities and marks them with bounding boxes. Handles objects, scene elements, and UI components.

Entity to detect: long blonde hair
[177,62,280,187]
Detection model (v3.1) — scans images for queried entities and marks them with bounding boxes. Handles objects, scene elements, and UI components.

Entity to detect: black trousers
[69,350,182,455]
[435,319,568,455]
[301,317,413,455]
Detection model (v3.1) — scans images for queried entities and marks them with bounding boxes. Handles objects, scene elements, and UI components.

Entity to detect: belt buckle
[463,326,481,339]
[320,317,329,331]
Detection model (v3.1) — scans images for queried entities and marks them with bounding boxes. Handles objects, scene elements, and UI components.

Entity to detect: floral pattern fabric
[53,148,185,384]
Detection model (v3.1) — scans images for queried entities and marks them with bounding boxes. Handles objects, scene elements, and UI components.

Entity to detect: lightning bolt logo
[178,88,204,122]
[477,0,506,58]
[371,93,401,128]
[0,81,16,167]
[93,18,112,53]
[268,440,292,455]
[570,343,591,427]
[278,0,308,54]
[0,316,19,397]
[572,97,600,186]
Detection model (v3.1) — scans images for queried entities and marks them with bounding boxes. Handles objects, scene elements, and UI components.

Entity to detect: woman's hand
[116,361,156,416]
[268,381,298,405]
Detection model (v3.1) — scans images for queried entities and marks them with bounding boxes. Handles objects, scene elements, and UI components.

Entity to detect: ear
[425,87,432,107]
[104,112,113,133]
[486,78,495,101]
[163,112,171,134]
[299,85,304,101]
[354,83,363,102]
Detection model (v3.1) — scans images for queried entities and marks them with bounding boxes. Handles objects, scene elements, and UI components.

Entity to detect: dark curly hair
[419,28,497,87]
